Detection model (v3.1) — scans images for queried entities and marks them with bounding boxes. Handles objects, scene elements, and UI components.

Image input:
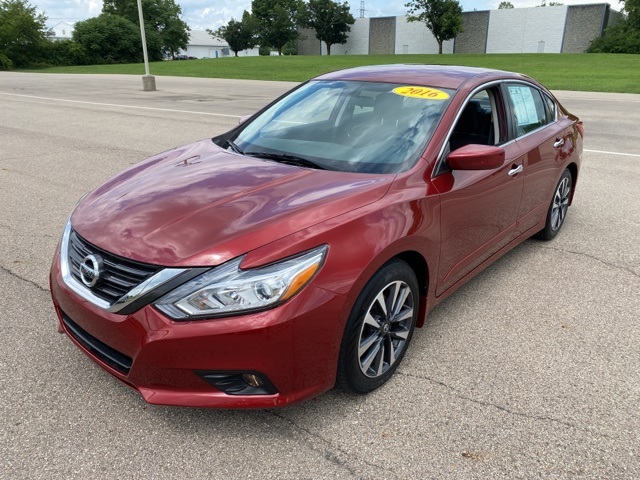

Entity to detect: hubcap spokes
[551,177,570,231]
[358,281,414,378]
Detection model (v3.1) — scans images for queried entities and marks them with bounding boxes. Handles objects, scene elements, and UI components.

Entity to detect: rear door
[502,83,575,236]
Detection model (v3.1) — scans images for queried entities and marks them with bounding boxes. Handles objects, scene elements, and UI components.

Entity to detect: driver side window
[449,89,498,152]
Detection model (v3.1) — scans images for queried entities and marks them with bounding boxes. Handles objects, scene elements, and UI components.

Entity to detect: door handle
[508,165,523,177]
[554,138,565,148]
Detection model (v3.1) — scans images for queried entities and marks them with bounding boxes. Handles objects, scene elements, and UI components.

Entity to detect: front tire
[536,168,573,241]
[337,259,419,394]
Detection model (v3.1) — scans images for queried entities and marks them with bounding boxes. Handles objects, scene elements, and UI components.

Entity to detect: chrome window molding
[503,80,560,141]
[432,79,560,178]
[432,80,505,178]
[60,220,189,314]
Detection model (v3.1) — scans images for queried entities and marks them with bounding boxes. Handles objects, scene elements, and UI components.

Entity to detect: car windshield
[230,80,455,174]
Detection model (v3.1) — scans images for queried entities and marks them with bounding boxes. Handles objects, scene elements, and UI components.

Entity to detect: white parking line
[584,149,640,158]
[0,92,241,119]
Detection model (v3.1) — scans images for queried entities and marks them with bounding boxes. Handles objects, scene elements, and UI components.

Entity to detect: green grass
[31,53,640,93]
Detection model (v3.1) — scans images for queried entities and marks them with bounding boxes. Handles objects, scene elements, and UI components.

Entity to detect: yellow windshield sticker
[393,86,450,100]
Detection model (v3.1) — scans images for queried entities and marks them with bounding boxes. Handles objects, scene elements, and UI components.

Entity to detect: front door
[434,86,525,296]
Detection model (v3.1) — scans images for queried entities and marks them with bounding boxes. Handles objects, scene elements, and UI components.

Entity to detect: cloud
[182,0,251,30]
[38,0,250,29]
[38,0,625,31]
[180,0,252,29]
[38,0,100,24]
[483,0,623,10]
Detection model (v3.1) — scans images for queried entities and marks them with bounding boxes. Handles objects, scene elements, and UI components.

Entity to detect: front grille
[67,229,161,305]
[61,312,133,375]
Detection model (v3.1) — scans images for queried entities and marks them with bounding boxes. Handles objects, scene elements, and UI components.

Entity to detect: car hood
[71,139,393,267]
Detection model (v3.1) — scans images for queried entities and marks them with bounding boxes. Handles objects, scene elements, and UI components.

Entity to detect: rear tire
[337,259,418,394]
[536,168,572,241]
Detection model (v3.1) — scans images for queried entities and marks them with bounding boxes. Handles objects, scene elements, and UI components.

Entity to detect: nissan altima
[50,65,583,408]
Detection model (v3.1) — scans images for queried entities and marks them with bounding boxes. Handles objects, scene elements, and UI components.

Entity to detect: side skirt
[422,217,546,319]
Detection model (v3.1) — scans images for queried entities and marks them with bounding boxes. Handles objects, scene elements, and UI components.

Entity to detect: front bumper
[50,252,347,408]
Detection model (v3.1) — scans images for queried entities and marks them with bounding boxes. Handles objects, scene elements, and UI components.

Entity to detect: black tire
[337,259,419,394]
[536,168,573,241]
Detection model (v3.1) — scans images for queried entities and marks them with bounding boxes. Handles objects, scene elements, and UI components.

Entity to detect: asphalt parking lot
[0,72,638,479]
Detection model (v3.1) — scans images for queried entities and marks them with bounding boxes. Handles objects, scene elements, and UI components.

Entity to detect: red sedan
[50,65,582,407]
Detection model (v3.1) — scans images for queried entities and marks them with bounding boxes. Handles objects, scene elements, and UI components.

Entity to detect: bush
[25,61,53,69]
[41,39,90,66]
[0,52,13,70]
[587,21,640,54]
[282,39,298,55]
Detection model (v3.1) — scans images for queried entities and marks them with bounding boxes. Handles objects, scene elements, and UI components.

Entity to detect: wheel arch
[393,251,430,328]
[344,246,432,329]
[566,162,579,205]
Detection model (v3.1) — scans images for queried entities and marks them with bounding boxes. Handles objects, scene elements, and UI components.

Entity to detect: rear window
[506,84,549,136]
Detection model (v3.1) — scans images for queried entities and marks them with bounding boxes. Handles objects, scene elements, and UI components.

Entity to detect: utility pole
[360,1,365,18]
[137,0,156,91]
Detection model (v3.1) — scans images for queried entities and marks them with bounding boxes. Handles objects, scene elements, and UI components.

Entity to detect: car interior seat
[449,101,493,151]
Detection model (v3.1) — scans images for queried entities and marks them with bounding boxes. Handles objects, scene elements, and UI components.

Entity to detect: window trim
[501,80,559,143]
[432,80,506,178]
[542,91,559,124]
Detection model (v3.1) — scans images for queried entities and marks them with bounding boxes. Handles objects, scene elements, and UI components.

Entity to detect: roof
[315,64,528,90]
[188,30,227,47]
[50,21,75,28]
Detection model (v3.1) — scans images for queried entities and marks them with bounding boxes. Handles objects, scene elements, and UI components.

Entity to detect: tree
[587,0,640,53]
[210,11,257,56]
[304,0,355,55]
[73,13,148,63]
[498,1,514,8]
[624,0,639,30]
[405,0,463,54]
[251,0,304,55]
[102,0,189,58]
[0,0,48,69]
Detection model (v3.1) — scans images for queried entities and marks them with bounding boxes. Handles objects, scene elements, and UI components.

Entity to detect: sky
[41,0,625,31]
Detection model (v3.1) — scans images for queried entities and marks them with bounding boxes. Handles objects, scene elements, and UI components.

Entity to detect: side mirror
[238,114,252,125]
[446,144,505,171]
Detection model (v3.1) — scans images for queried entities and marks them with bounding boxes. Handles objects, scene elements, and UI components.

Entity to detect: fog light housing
[242,373,263,388]
[195,371,277,396]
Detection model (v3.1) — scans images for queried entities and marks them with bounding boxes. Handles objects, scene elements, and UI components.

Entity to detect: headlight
[155,245,328,320]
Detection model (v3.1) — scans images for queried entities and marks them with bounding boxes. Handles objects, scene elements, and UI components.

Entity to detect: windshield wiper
[225,139,244,154]
[245,152,327,170]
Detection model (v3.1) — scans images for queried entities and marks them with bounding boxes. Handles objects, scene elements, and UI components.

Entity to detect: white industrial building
[180,30,260,58]
[485,7,567,53]
[299,3,622,55]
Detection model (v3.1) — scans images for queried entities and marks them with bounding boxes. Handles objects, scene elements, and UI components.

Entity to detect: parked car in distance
[50,65,583,408]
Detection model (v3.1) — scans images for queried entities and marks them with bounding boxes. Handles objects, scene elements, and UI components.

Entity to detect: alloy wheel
[357,280,414,378]
[551,176,571,231]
